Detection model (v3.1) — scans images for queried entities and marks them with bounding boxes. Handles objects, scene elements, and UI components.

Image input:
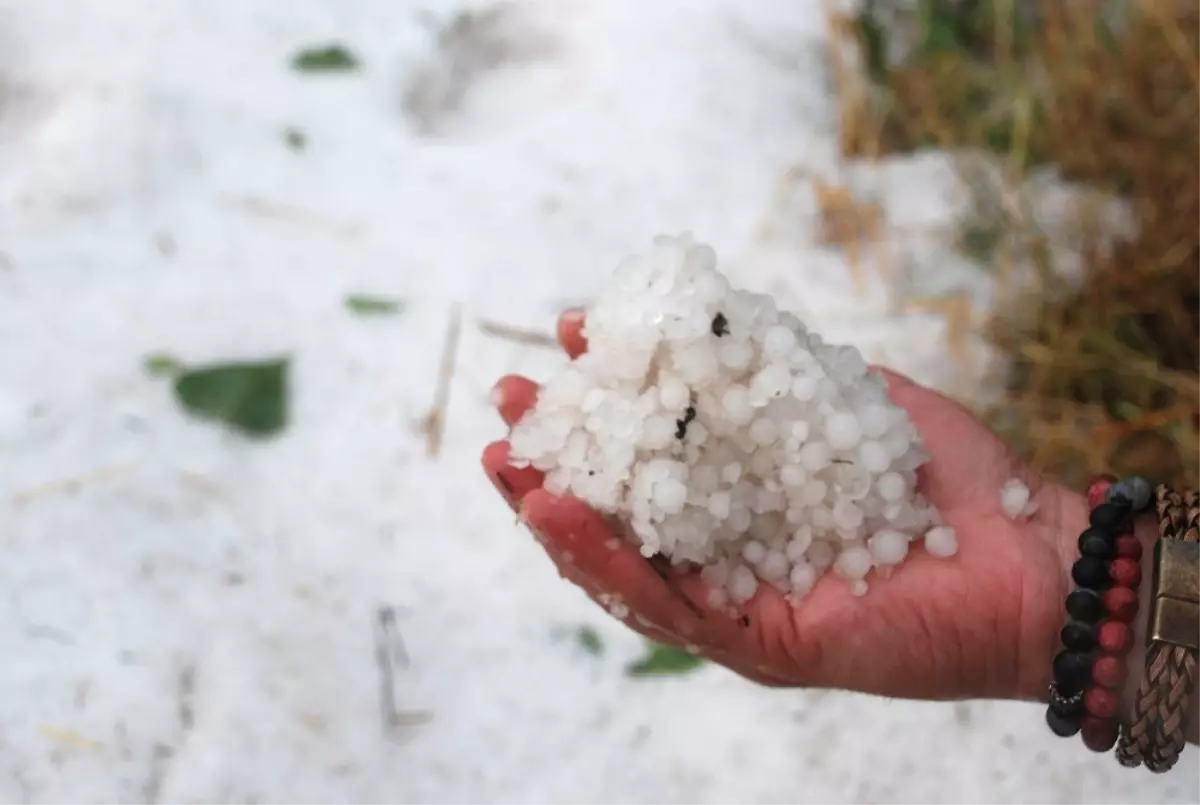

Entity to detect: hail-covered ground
[0,0,1194,802]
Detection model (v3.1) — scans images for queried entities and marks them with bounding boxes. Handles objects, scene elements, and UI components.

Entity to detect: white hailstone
[868,528,909,566]
[721,386,754,424]
[741,540,768,565]
[825,412,863,451]
[834,545,872,580]
[660,379,690,410]
[764,325,798,359]
[791,374,818,401]
[780,463,806,487]
[807,540,836,570]
[749,417,778,446]
[877,471,907,502]
[798,441,832,472]
[788,562,817,597]
[507,233,949,604]
[728,564,759,603]
[924,525,959,558]
[1000,478,1038,519]
[832,499,864,531]
[858,441,891,474]
[758,549,790,581]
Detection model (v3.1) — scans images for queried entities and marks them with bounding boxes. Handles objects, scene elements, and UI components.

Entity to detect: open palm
[483,310,1083,704]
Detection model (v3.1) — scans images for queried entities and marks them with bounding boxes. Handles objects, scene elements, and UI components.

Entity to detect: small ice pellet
[789,562,817,596]
[825,412,862,451]
[877,471,907,502]
[868,528,909,566]
[834,545,872,580]
[798,442,831,471]
[741,540,767,565]
[924,525,959,558]
[1000,478,1031,519]
[727,565,759,603]
[763,325,798,359]
[807,540,836,570]
[722,387,754,424]
[749,417,778,445]
[832,499,864,531]
[858,441,891,474]
[780,463,806,487]
[654,478,688,514]
[758,550,790,580]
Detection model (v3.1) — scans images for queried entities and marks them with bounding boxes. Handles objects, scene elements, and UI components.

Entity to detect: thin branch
[477,318,557,348]
[421,303,463,458]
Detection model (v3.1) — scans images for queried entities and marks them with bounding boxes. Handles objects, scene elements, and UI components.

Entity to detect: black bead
[1049,690,1085,718]
[1072,556,1110,589]
[1046,706,1082,737]
[1089,502,1129,530]
[1077,527,1115,559]
[1065,588,1105,622]
[1053,650,1093,692]
[710,313,729,337]
[1060,621,1097,652]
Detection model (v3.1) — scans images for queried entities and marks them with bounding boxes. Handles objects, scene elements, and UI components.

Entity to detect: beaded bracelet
[1046,474,1153,748]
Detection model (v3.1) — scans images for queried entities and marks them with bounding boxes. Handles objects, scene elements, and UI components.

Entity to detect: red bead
[1115,535,1143,560]
[1098,621,1134,655]
[1081,715,1119,752]
[1109,558,1142,588]
[1084,685,1120,718]
[1093,655,1128,689]
[1087,475,1117,508]
[1104,586,1139,622]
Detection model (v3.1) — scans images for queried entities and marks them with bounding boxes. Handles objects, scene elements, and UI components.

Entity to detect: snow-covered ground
[0,0,1194,802]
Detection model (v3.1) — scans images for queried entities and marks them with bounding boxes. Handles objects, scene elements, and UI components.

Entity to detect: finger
[546,541,795,688]
[556,308,588,359]
[868,364,916,394]
[490,374,539,427]
[520,489,706,639]
[482,440,544,511]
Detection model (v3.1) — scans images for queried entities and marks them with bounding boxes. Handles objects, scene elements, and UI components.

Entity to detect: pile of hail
[508,233,957,605]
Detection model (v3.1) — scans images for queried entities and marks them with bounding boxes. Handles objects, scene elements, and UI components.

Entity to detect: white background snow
[0,0,1195,802]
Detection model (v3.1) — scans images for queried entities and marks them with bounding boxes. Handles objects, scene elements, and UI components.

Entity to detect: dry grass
[830,0,1199,490]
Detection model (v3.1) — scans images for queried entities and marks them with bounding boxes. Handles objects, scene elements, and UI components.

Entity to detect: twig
[421,303,463,458]
[477,318,557,348]
[218,194,363,239]
[12,463,137,506]
[373,606,432,737]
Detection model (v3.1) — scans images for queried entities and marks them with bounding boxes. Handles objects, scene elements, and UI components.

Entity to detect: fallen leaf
[172,359,289,438]
[345,294,405,316]
[625,640,704,677]
[292,44,360,73]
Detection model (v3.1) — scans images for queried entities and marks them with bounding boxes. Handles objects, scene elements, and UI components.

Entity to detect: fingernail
[561,307,585,324]
[489,380,505,410]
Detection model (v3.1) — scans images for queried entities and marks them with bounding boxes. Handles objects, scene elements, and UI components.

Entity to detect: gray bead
[1107,476,1152,511]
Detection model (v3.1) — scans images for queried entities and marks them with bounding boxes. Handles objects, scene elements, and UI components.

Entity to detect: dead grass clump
[835,0,1199,490]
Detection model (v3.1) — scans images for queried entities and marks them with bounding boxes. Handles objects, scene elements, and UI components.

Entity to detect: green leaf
[284,127,307,151]
[345,294,405,316]
[172,359,289,438]
[291,44,360,73]
[625,641,704,678]
[576,626,604,656]
[144,353,183,378]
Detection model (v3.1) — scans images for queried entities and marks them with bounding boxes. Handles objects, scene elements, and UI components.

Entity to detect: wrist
[1013,484,1090,703]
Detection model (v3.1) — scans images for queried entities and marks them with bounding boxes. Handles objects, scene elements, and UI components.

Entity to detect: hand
[482,309,1086,703]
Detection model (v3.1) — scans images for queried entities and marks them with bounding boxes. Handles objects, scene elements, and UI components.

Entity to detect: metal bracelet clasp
[1150,539,1200,650]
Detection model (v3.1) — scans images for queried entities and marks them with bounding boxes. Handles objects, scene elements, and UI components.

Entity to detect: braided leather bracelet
[1115,486,1199,771]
